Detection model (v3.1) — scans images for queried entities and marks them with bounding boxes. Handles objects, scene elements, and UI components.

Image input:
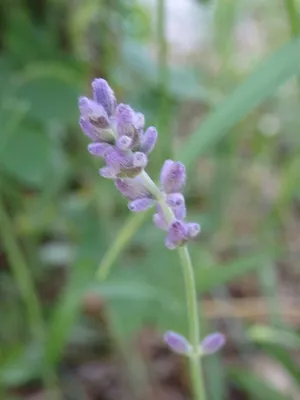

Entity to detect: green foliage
[1,0,300,399]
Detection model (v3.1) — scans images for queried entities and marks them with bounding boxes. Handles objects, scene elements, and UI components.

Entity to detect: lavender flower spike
[78,77,200,250]
[200,333,225,355]
[164,331,192,355]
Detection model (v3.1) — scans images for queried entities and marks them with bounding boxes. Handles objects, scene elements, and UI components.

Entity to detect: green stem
[284,0,300,37]
[284,0,300,94]
[0,195,59,396]
[139,171,206,400]
[178,246,206,400]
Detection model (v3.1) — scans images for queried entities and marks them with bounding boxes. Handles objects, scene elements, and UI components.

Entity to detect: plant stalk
[139,171,206,400]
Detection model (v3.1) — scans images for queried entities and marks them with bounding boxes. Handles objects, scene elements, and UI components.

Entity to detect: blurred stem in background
[0,194,60,398]
[284,0,300,37]
[156,0,173,161]
[284,0,300,92]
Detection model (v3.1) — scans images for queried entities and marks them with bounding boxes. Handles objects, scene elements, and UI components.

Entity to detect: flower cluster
[78,78,200,249]
[164,331,225,357]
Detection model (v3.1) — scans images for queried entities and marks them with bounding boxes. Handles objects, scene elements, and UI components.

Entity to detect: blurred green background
[1,0,300,399]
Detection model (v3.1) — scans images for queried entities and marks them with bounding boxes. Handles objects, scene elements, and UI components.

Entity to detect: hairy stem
[139,171,206,400]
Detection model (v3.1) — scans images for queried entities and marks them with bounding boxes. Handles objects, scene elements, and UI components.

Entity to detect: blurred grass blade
[98,37,300,280]
[197,250,283,293]
[180,37,300,167]
[97,212,147,280]
[228,368,289,400]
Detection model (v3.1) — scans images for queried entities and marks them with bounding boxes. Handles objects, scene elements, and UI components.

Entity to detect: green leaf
[0,126,52,187]
[16,77,80,123]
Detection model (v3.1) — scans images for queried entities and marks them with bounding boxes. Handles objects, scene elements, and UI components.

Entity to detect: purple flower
[187,223,201,238]
[165,220,189,250]
[133,152,148,168]
[166,193,186,220]
[128,198,155,212]
[87,142,112,157]
[160,160,186,194]
[92,78,116,116]
[116,135,133,151]
[200,333,225,355]
[115,177,151,201]
[140,127,158,154]
[163,331,191,355]
[78,78,200,250]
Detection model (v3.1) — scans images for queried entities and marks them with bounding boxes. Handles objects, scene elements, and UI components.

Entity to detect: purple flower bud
[187,223,201,238]
[79,117,100,141]
[115,177,150,200]
[165,220,189,249]
[128,198,155,212]
[104,147,133,171]
[134,112,145,131]
[140,127,158,154]
[153,213,168,231]
[160,160,186,194]
[88,142,112,157]
[116,135,133,151]
[133,152,148,168]
[163,331,191,355]
[79,97,110,129]
[200,333,225,355]
[166,193,186,220]
[99,166,117,179]
[115,103,135,136]
[92,78,116,116]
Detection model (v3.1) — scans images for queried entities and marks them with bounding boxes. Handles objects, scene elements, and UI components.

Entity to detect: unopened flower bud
[160,160,186,194]
[200,333,225,355]
[163,331,191,355]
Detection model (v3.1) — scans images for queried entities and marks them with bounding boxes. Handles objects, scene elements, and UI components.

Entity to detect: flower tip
[163,331,191,355]
[200,332,225,355]
[187,222,201,238]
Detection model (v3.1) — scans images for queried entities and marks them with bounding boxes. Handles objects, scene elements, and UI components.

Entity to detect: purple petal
[165,220,189,250]
[128,198,155,212]
[201,333,225,355]
[187,222,201,238]
[116,135,133,151]
[163,331,191,355]
[133,152,148,168]
[140,127,158,154]
[166,193,186,220]
[160,160,186,194]
[134,112,145,131]
[115,103,135,136]
[79,117,100,141]
[153,213,168,231]
[104,147,133,171]
[88,142,112,157]
[92,78,117,116]
[99,166,117,179]
[115,177,150,200]
[79,97,110,129]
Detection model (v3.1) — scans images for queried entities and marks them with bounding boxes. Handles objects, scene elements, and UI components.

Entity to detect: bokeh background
[1,0,300,399]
